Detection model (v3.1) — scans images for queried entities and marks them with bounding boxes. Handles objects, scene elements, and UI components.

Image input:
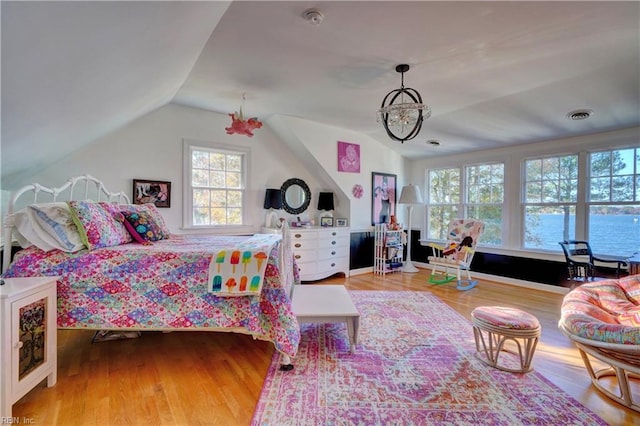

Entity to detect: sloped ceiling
[2,1,639,189]
[1,1,231,187]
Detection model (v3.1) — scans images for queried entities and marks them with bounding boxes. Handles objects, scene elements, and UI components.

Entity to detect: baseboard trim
[346,263,569,295]
[407,262,570,295]
[349,267,373,276]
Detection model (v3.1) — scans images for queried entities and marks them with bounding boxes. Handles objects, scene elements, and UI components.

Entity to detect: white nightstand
[1,276,58,418]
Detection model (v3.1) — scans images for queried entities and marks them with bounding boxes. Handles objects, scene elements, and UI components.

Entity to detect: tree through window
[588,148,640,256]
[184,142,248,227]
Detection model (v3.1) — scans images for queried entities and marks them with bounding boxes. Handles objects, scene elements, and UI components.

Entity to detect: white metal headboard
[2,174,130,272]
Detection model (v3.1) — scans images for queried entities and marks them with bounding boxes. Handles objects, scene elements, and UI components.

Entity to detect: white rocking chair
[427,219,485,291]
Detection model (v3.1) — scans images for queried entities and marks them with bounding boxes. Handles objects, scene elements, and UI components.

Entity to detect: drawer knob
[332,232,337,236]
[295,243,302,248]
[295,255,301,259]
[295,234,302,238]
[331,263,336,267]
[331,251,336,255]
[332,241,336,245]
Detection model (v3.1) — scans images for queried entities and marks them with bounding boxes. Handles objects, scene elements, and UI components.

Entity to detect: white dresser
[290,227,350,281]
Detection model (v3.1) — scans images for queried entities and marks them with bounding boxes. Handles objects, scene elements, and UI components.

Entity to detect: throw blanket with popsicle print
[208,234,282,296]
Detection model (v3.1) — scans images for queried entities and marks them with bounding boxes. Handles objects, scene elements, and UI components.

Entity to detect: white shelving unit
[374,224,404,275]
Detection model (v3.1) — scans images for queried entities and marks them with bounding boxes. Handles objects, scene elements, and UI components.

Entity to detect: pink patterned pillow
[68,201,132,250]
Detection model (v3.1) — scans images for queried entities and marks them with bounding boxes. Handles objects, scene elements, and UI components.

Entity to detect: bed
[1,175,300,364]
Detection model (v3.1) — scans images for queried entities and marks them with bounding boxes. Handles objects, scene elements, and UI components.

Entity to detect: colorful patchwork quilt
[2,234,300,357]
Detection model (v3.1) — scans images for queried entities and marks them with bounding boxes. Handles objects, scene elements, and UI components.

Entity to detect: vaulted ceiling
[3,1,639,187]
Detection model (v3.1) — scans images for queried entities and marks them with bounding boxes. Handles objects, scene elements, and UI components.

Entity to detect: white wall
[269,115,406,231]
[7,103,407,234]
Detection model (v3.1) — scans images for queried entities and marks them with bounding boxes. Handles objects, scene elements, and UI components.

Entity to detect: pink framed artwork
[372,172,396,225]
[337,141,360,173]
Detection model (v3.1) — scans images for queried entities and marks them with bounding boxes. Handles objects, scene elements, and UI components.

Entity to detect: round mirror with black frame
[281,178,311,214]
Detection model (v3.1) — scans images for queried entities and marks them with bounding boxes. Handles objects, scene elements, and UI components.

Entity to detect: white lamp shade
[398,185,423,205]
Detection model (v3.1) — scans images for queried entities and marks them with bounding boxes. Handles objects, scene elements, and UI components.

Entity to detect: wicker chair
[559,276,640,412]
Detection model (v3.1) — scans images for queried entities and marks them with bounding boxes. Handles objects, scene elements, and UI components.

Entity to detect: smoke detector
[567,109,594,121]
[303,8,324,25]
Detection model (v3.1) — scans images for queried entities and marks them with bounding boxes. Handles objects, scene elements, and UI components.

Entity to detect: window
[184,141,248,228]
[588,148,640,256]
[427,163,505,245]
[522,155,578,250]
[466,163,504,245]
[427,168,460,239]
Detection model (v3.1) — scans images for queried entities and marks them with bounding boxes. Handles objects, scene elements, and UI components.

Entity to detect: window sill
[179,225,258,236]
[419,239,565,262]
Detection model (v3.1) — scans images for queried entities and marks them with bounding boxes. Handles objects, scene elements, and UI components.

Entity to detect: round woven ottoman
[471,306,541,373]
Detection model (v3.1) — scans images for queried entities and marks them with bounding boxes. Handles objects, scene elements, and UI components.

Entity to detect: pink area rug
[252,290,606,425]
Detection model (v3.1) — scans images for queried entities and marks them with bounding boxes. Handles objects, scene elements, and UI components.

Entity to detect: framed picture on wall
[133,179,171,208]
[371,172,396,225]
[337,141,360,173]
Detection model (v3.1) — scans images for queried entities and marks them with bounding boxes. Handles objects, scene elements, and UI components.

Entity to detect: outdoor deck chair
[558,240,627,281]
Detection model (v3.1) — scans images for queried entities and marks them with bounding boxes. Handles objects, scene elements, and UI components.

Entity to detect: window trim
[417,130,638,259]
[425,166,461,240]
[425,161,505,245]
[464,162,505,246]
[585,147,640,255]
[520,153,579,250]
[182,139,251,232]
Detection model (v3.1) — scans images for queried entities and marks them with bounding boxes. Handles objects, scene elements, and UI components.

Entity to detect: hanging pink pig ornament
[225,96,263,137]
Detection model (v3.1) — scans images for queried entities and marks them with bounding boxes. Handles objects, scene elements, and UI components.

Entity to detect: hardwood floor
[11,270,638,425]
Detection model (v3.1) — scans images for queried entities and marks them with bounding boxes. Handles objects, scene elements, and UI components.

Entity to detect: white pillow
[5,208,57,251]
[28,202,85,252]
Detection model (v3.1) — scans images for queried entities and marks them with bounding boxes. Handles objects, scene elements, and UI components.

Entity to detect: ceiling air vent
[567,109,593,121]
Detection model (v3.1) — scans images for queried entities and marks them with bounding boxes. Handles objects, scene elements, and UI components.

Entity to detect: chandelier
[377,64,431,143]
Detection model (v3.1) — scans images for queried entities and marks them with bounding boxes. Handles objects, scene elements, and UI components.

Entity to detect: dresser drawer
[317,236,349,250]
[317,246,347,261]
[291,230,317,251]
[293,249,317,264]
[297,261,317,279]
[319,228,349,238]
[317,258,348,275]
[292,239,316,251]
[291,230,318,242]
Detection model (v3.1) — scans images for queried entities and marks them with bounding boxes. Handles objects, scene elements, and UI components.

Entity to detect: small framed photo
[133,179,171,208]
[336,218,348,227]
[320,217,334,227]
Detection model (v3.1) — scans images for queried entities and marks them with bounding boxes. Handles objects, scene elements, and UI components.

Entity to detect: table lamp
[317,192,335,221]
[264,188,283,228]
